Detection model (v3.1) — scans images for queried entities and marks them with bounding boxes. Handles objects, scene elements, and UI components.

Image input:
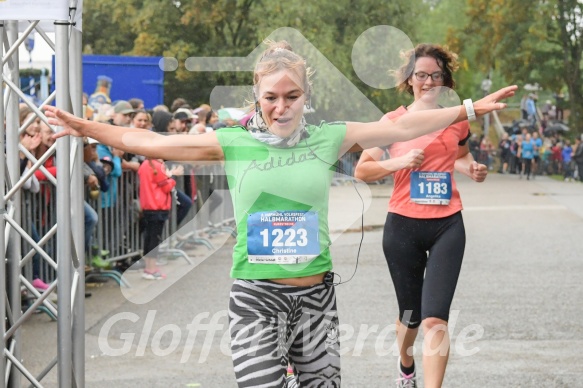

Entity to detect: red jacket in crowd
[137,159,176,211]
[34,155,57,181]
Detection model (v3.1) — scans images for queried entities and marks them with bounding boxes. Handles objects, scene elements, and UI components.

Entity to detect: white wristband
[463,99,476,121]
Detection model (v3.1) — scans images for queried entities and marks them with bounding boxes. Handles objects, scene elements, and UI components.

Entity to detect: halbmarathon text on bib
[247,210,320,264]
[409,171,452,205]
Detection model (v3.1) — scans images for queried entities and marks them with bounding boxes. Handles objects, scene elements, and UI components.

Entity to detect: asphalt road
[21,173,583,387]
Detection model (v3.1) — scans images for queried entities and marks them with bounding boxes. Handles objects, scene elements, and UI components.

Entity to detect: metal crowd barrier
[21,164,236,290]
[22,150,408,294]
[334,150,392,185]
[22,183,58,285]
[23,149,406,278]
[90,171,141,264]
[161,164,235,256]
[333,153,359,185]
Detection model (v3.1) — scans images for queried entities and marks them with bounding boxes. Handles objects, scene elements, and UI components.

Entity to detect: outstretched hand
[43,105,86,139]
[473,85,518,117]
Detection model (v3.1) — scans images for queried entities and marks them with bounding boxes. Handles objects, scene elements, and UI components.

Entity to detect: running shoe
[142,270,166,280]
[91,256,111,269]
[32,278,50,291]
[396,357,417,388]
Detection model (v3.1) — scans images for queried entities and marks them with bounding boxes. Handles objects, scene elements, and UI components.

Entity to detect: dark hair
[170,97,188,113]
[205,110,216,123]
[152,111,173,133]
[197,109,210,124]
[395,44,459,95]
[128,98,144,109]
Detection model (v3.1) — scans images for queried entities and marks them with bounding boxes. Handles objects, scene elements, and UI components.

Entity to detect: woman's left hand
[469,161,488,182]
[473,85,518,117]
[43,105,86,139]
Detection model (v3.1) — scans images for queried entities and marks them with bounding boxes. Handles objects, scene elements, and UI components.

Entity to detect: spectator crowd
[17,91,249,290]
[469,91,582,182]
[14,87,583,294]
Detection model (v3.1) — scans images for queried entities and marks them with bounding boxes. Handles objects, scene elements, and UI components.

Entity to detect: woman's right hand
[355,147,424,182]
[43,105,86,139]
[397,149,424,170]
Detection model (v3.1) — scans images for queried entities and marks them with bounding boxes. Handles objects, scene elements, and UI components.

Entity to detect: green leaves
[83,0,423,116]
[461,0,582,132]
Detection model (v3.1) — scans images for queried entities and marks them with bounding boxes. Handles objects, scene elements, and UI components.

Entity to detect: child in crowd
[137,158,176,280]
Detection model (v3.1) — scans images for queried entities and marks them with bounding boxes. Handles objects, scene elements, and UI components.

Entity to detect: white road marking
[464,205,567,211]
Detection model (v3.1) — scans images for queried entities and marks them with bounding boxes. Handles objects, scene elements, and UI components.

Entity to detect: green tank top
[216,122,347,279]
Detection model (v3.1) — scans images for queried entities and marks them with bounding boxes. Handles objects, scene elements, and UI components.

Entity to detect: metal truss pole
[5,20,22,388]
[69,10,85,386]
[55,20,73,388]
[0,20,7,388]
[1,8,84,386]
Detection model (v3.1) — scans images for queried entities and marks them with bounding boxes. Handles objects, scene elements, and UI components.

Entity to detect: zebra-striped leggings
[229,279,341,388]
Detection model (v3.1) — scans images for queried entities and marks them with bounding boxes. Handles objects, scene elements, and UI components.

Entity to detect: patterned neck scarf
[246,112,307,148]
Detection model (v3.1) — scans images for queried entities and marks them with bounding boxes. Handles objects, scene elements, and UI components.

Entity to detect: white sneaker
[396,357,417,388]
[142,270,166,280]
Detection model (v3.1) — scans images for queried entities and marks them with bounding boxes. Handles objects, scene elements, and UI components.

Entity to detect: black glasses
[414,71,444,82]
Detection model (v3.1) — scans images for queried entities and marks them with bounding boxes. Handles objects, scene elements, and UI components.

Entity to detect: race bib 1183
[410,171,452,205]
[247,210,320,264]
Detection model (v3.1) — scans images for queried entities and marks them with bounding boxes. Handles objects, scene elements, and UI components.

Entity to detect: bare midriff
[269,272,326,287]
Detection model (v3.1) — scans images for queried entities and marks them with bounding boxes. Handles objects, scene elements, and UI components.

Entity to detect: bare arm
[354,147,424,182]
[341,85,517,154]
[121,159,141,172]
[44,106,224,162]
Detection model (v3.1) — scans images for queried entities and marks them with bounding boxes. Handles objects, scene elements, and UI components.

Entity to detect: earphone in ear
[305,95,312,111]
[305,84,313,110]
[252,91,261,116]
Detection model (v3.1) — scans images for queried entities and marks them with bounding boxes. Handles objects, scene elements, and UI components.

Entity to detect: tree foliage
[82,0,423,120]
[416,0,480,101]
[82,0,583,135]
[462,0,583,134]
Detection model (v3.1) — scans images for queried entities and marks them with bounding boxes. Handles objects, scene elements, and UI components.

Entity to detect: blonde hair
[394,43,459,95]
[152,104,170,112]
[19,105,33,125]
[93,103,114,123]
[253,40,313,99]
